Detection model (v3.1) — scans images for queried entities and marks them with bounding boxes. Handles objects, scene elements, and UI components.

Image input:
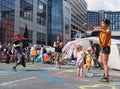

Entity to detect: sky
[86,0,120,11]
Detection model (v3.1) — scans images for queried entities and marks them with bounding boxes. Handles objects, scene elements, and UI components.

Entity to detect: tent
[62,37,98,59]
[62,37,120,70]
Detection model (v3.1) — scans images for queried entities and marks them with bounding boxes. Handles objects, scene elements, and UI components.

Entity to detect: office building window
[65,18,70,34]
[37,32,46,44]
[20,0,33,21]
[37,0,46,26]
[37,0,46,11]
[37,12,46,26]
[65,7,70,14]
[24,0,33,4]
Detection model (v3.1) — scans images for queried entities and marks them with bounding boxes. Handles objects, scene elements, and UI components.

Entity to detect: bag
[31,50,37,57]
[35,55,42,62]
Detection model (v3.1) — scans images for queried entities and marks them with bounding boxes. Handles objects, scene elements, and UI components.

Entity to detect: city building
[0,0,15,44]
[0,0,87,46]
[87,10,120,39]
[47,0,64,45]
[15,0,47,45]
[64,0,87,41]
[47,0,87,45]
[87,11,99,29]
[0,0,48,45]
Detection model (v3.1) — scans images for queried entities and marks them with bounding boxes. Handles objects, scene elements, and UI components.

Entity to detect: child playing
[76,44,85,78]
[85,47,92,73]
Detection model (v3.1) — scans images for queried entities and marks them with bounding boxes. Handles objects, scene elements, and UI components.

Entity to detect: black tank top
[54,41,62,52]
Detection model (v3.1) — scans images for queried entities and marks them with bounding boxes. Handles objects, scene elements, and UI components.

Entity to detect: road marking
[79,84,117,89]
[1,77,36,86]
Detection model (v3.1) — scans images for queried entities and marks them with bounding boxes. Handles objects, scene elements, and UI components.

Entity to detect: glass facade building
[88,11,120,31]
[47,0,63,45]
[0,0,87,45]
[0,0,15,44]
[105,12,120,31]
[66,0,87,40]
[87,10,120,39]
[87,11,99,30]
[47,0,87,45]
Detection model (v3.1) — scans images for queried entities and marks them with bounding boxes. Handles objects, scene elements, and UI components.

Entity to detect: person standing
[84,19,111,82]
[40,44,47,63]
[76,44,85,78]
[85,47,92,73]
[30,45,37,64]
[92,43,102,69]
[53,36,63,69]
[6,43,12,64]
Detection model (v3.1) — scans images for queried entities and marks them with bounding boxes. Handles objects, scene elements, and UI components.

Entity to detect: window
[65,7,70,14]
[37,1,46,26]
[37,0,46,12]
[65,18,70,34]
[24,0,33,4]
[37,12,46,26]
[37,32,46,44]
[20,0,33,21]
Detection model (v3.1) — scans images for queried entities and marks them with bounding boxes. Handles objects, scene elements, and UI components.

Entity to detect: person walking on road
[84,19,111,82]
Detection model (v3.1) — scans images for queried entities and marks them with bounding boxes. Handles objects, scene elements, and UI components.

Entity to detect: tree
[23,24,29,48]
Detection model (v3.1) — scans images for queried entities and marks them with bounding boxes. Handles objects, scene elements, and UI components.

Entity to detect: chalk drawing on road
[110,82,120,86]
[39,70,65,83]
[79,84,117,89]
[0,77,36,86]
[54,69,90,82]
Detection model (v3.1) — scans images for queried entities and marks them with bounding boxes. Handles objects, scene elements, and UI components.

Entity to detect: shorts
[54,52,61,61]
[101,46,111,54]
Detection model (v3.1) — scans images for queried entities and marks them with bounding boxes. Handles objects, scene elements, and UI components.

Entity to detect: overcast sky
[86,0,120,11]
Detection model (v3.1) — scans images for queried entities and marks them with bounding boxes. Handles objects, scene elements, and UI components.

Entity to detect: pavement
[0,62,120,89]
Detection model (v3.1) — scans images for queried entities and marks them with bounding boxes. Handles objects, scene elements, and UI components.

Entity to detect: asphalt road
[0,63,120,89]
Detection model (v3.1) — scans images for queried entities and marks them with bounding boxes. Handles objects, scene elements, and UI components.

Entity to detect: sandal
[99,77,109,82]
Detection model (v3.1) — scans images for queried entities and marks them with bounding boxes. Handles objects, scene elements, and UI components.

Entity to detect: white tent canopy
[62,37,120,70]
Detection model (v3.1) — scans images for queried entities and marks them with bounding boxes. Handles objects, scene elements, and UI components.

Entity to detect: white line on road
[1,77,36,86]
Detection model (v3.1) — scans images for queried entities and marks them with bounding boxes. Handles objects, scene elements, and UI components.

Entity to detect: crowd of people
[0,19,111,82]
[0,42,50,71]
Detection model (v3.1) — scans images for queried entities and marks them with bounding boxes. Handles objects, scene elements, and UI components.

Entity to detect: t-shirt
[13,41,22,53]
